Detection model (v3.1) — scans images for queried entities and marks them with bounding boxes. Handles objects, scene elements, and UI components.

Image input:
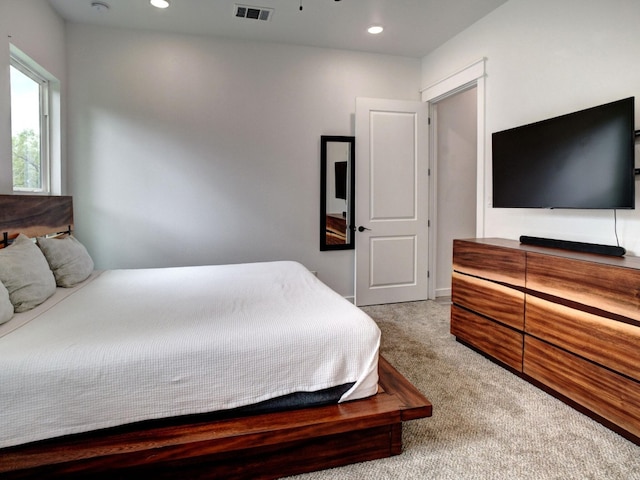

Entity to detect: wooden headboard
[0,195,73,247]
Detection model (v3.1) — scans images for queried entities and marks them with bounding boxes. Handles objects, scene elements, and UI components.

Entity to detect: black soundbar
[519,236,626,257]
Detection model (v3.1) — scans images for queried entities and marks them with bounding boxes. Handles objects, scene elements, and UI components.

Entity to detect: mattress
[0,261,380,449]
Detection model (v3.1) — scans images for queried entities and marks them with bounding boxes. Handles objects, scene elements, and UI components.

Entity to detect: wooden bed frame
[0,194,432,479]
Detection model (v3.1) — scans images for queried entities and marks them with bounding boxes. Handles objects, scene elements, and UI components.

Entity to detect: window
[10,57,50,193]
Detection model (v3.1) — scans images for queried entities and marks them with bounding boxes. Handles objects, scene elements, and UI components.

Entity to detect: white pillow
[0,234,56,312]
[0,281,13,325]
[37,235,94,288]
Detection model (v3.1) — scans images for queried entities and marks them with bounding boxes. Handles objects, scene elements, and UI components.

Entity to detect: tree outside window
[10,61,49,193]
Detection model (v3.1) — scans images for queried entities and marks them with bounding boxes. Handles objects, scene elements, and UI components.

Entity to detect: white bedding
[0,261,380,449]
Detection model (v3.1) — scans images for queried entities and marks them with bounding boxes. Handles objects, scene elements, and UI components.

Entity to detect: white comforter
[0,261,380,449]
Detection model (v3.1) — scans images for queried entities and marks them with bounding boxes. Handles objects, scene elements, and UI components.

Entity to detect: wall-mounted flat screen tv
[492,97,635,209]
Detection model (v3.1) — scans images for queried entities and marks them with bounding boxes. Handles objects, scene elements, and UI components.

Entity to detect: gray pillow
[0,234,56,312]
[0,281,13,325]
[36,235,94,288]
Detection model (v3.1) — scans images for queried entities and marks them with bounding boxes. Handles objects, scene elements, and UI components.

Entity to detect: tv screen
[335,161,347,200]
[492,97,635,209]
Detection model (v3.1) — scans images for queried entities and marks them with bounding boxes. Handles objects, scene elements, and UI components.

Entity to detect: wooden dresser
[325,214,347,245]
[451,237,640,443]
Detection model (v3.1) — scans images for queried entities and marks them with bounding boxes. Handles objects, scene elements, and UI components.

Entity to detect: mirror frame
[320,135,355,251]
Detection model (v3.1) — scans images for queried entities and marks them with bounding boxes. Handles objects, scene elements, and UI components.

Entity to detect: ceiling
[47,0,507,58]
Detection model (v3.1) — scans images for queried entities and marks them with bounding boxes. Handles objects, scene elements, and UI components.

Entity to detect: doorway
[353,60,486,303]
[421,58,486,299]
[430,87,478,298]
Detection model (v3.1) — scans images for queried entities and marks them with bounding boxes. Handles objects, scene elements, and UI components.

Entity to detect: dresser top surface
[455,238,640,270]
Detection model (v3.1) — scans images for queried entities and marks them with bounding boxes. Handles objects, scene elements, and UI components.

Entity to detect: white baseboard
[435,287,451,298]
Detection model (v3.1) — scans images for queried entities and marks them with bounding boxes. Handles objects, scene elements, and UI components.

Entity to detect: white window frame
[10,54,51,194]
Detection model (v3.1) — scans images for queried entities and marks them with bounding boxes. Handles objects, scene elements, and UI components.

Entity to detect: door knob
[358,226,371,232]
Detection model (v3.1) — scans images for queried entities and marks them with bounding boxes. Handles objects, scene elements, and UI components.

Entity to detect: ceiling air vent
[234,4,274,21]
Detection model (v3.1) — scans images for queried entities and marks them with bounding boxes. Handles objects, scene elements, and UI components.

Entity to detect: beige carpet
[286,300,640,480]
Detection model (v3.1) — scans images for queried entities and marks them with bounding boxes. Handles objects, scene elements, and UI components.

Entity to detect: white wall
[0,0,66,194]
[66,24,421,297]
[422,0,640,254]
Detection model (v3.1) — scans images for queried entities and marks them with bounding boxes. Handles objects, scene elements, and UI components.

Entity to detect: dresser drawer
[452,271,524,330]
[525,295,640,381]
[524,336,640,438]
[453,239,526,288]
[526,252,640,322]
[451,305,523,371]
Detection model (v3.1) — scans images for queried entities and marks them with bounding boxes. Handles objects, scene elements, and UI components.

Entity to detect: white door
[354,97,429,306]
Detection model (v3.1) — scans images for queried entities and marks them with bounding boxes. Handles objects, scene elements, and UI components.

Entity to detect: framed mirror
[320,135,355,251]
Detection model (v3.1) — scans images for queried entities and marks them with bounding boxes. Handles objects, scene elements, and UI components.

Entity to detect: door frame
[421,58,487,299]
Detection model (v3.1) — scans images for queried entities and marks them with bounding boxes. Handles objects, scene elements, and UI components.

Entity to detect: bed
[0,194,432,479]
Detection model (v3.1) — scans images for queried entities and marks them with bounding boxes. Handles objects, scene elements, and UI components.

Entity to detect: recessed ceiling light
[150,0,170,8]
[367,25,384,35]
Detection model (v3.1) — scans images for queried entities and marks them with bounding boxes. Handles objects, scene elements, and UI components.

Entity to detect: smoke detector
[234,4,274,21]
